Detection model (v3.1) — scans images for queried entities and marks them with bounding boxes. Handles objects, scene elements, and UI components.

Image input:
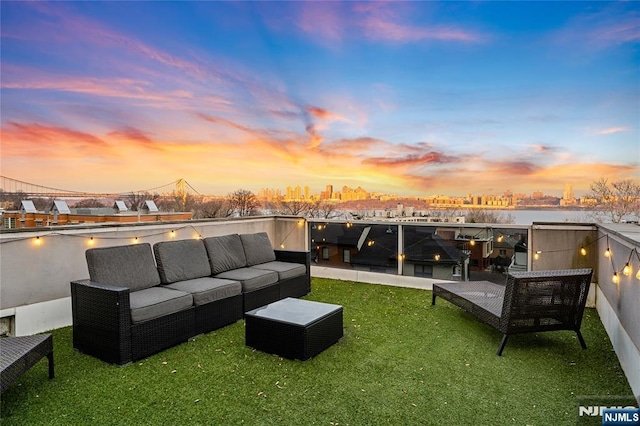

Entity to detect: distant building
[2,200,192,229]
[560,183,577,206]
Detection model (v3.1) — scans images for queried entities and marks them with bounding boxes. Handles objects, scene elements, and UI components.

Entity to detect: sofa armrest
[70,279,133,364]
[274,250,310,267]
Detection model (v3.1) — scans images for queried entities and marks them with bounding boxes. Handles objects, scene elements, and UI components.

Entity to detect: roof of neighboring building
[20,200,37,213]
[51,200,71,214]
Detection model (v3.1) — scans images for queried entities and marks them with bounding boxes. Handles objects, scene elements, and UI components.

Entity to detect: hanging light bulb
[469,239,476,246]
[434,254,441,261]
[604,247,611,258]
[580,246,587,256]
[534,250,542,260]
[636,269,640,280]
[623,263,631,276]
[612,272,619,284]
[497,235,504,243]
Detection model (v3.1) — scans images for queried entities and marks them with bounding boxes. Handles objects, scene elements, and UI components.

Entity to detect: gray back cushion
[204,234,247,274]
[240,232,276,266]
[86,243,161,291]
[153,239,212,284]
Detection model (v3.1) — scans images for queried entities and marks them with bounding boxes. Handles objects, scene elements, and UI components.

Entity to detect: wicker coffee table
[1,334,54,393]
[245,298,343,360]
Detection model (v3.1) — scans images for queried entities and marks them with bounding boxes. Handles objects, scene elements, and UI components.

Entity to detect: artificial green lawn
[1,278,633,425]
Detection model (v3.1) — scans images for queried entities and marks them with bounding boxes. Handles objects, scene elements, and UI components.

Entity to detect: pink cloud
[597,127,631,135]
[552,6,640,50]
[0,121,116,165]
[360,17,483,43]
[292,1,486,45]
[107,127,163,151]
[364,151,455,167]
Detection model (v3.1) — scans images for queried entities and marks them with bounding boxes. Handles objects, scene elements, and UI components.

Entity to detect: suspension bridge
[0,176,202,199]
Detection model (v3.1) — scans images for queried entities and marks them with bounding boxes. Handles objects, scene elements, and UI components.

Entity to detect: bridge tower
[175,178,187,206]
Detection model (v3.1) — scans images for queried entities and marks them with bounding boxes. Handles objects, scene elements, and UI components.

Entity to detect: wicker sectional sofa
[70,232,310,365]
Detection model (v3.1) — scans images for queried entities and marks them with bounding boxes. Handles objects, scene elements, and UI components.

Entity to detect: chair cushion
[129,287,193,323]
[240,232,276,266]
[204,234,247,274]
[86,243,161,291]
[154,239,211,284]
[251,261,306,281]
[164,277,242,306]
[215,268,278,292]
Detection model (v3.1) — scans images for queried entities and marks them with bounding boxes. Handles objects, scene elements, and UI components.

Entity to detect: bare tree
[228,189,260,217]
[74,199,106,208]
[310,200,339,219]
[0,190,28,210]
[193,199,228,219]
[278,200,313,216]
[587,178,640,223]
[466,210,515,224]
[158,192,202,212]
[126,192,161,211]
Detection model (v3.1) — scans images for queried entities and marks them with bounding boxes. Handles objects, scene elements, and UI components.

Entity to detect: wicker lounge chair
[431,269,593,355]
[1,334,54,393]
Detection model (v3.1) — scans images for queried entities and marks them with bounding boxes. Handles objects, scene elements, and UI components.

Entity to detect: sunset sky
[1,1,638,197]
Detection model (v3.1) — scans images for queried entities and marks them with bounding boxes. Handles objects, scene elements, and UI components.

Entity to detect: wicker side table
[245,298,343,360]
[1,334,54,393]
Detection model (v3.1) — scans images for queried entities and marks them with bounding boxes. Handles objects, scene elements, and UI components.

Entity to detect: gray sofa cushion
[204,234,247,274]
[240,232,276,266]
[129,287,193,323]
[154,239,212,284]
[215,268,278,292]
[86,243,161,291]
[251,261,307,281]
[164,277,242,306]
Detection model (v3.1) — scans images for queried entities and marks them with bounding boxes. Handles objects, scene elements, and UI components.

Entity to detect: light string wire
[0,224,202,245]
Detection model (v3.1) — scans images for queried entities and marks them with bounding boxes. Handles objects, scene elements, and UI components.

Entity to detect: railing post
[397,224,403,276]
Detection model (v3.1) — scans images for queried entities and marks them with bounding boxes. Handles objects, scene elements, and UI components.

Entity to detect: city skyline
[1,2,638,196]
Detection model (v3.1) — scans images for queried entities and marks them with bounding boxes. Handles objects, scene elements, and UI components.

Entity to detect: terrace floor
[1,278,634,425]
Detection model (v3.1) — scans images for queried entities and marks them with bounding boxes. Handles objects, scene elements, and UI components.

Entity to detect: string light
[469,239,476,246]
[34,236,42,246]
[534,250,542,260]
[580,246,587,256]
[604,235,611,258]
[367,240,375,247]
[612,272,619,284]
[622,262,631,277]
[87,237,95,247]
[434,253,441,261]
[170,230,176,238]
[398,253,405,261]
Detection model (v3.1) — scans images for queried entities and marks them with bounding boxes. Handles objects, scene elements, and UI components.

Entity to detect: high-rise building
[561,183,576,206]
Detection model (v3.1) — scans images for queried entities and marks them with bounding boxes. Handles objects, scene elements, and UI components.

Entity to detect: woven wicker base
[1,334,54,394]
[245,298,343,360]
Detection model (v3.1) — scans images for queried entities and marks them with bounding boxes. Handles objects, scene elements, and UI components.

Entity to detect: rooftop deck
[1,216,638,420]
[1,278,635,425]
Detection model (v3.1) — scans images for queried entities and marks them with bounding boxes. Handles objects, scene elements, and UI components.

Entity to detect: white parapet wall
[596,285,640,403]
